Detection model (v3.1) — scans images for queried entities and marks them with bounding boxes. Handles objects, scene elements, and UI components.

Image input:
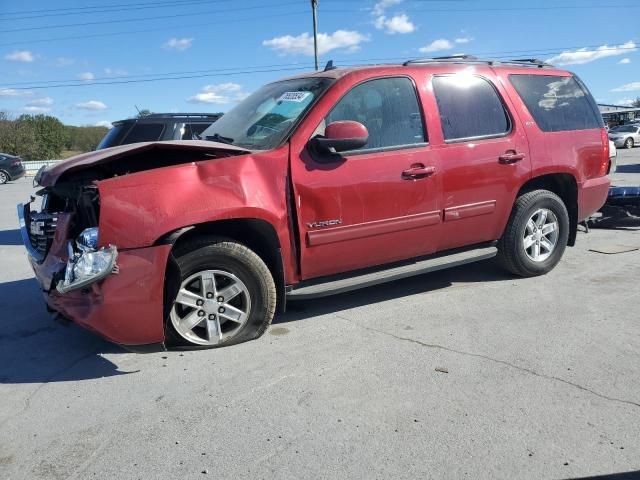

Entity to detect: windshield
[200,77,333,150]
[611,126,638,133]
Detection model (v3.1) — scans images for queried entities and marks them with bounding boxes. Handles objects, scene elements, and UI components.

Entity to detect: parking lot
[0,150,639,480]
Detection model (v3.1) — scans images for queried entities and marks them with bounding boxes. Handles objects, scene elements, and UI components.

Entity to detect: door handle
[499,151,526,164]
[402,164,436,179]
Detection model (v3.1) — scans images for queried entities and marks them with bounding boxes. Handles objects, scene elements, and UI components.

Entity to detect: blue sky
[1,0,639,127]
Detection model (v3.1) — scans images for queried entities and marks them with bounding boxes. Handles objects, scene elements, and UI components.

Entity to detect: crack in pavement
[334,314,640,410]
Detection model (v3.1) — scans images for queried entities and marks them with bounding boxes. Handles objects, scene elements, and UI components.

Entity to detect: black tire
[0,170,8,185]
[166,236,276,348]
[624,138,634,149]
[497,190,569,277]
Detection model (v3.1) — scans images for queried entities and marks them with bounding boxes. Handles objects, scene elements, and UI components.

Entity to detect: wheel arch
[514,173,579,246]
[157,218,287,314]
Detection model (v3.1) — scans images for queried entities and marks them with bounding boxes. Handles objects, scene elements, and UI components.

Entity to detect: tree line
[0,111,108,160]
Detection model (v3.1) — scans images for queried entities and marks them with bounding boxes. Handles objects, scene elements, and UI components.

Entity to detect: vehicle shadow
[0,278,135,385]
[0,228,22,246]
[275,259,512,324]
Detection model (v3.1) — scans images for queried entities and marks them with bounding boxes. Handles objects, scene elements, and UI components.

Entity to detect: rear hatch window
[96,123,131,149]
[123,123,165,143]
[509,74,603,132]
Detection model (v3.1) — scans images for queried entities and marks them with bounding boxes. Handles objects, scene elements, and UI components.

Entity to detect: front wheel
[624,137,634,149]
[166,237,276,348]
[497,190,569,277]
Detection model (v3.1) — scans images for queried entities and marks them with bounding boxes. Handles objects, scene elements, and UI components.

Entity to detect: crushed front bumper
[19,204,171,347]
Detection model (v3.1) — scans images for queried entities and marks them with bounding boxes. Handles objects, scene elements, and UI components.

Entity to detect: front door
[291,76,441,280]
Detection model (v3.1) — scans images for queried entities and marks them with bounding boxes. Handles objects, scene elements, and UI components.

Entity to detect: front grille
[27,212,58,258]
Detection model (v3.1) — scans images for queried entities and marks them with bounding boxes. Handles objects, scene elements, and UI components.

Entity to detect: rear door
[290,75,441,279]
[427,67,531,251]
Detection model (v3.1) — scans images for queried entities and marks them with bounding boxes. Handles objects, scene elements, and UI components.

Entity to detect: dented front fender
[96,145,296,279]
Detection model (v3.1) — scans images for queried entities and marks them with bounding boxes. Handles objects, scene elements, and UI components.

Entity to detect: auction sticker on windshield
[279,91,311,102]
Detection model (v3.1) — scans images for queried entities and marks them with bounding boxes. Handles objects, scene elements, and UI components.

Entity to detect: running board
[287,245,497,300]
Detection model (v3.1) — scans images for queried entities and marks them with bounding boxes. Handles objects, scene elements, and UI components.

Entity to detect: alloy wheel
[0,171,7,184]
[170,269,251,346]
[523,208,559,262]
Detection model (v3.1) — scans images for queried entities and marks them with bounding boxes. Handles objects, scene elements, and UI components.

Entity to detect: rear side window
[123,123,164,144]
[326,76,426,151]
[432,75,510,142]
[96,123,130,149]
[509,74,603,132]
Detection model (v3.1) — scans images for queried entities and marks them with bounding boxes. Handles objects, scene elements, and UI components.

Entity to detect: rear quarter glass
[509,73,606,180]
[508,74,604,132]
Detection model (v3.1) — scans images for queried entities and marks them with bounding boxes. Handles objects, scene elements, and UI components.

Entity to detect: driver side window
[325,77,426,151]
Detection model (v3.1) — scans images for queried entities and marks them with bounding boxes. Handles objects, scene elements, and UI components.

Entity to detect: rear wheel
[497,190,569,277]
[0,170,8,184]
[166,237,276,348]
[624,137,634,149]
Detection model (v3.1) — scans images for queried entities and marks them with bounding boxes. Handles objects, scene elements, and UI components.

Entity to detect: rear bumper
[28,239,171,346]
[578,176,610,221]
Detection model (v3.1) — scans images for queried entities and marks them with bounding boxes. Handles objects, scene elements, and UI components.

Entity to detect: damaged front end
[16,141,253,348]
[18,178,107,292]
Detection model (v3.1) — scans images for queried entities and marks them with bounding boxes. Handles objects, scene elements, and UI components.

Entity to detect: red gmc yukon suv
[18,57,611,351]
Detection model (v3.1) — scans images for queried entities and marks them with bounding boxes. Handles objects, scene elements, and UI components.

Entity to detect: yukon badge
[307,219,342,229]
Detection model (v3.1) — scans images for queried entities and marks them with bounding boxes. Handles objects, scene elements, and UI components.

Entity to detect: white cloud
[26,97,53,107]
[611,82,640,92]
[187,83,248,105]
[419,39,454,53]
[0,88,33,97]
[615,98,635,106]
[374,14,415,34]
[54,57,74,67]
[94,120,113,128]
[78,72,95,81]
[76,100,107,110]
[23,96,53,113]
[455,37,472,44]
[5,50,34,62]
[373,0,403,16]
[22,106,51,113]
[163,37,194,51]
[619,58,631,64]
[104,67,127,76]
[547,41,636,66]
[263,30,369,56]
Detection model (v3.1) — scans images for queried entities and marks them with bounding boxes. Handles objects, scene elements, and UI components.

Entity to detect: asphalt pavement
[1,150,639,480]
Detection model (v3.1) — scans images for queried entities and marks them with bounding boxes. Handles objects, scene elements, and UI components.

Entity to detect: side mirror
[311,120,369,153]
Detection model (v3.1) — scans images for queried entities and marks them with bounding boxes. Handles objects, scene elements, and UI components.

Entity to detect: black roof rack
[143,113,222,119]
[403,56,552,68]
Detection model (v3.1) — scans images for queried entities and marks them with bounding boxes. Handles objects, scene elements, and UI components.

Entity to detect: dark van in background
[97,113,221,150]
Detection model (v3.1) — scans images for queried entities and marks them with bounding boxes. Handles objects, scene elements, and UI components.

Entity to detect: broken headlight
[76,227,99,251]
[57,229,117,293]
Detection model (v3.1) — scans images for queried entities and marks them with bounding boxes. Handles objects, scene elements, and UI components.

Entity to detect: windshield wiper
[205,133,235,145]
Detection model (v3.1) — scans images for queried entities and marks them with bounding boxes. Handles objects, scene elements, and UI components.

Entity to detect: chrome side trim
[17,203,45,263]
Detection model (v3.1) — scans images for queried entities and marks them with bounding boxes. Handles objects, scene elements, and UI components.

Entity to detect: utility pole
[311,0,319,70]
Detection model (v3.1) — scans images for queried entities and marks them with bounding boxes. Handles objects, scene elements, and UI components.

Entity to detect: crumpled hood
[37,140,251,186]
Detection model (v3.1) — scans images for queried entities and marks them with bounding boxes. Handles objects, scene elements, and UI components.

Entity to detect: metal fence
[23,160,62,176]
